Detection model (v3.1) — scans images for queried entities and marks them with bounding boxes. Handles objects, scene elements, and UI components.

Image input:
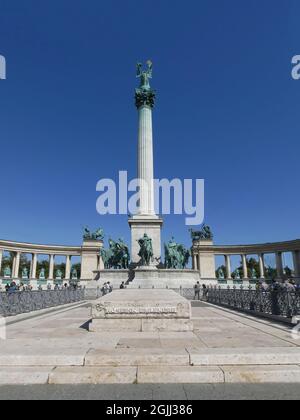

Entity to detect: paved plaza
[1,300,300,389]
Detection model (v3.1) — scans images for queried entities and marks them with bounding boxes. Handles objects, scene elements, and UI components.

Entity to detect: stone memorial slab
[90,289,193,332]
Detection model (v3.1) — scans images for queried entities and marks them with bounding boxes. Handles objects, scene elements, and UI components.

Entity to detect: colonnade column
[49,255,55,279]
[31,254,37,279]
[225,255,231,279]
[242,255,248,279]
[193,253,197,271]
[0,250,3,275]
[197,253,201,274]
[65,255,71,280]
[293,251,300,278]
[13,252,20,278]
[276,252,284,279]
[259,254,265,279]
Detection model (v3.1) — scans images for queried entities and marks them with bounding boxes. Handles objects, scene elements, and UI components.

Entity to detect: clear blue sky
[0,0,299,249]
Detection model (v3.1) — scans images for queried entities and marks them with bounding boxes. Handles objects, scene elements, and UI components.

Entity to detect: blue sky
[0,0,299,249]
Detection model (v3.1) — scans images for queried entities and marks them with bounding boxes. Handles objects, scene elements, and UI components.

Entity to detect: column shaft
[259,254,265,279]
[31,254,37,279]
[137,105,155,215]
[197,253,201,274]
[225,255,231,279]
[293,251,300,278]
[193,254,197,271]
[65,255,71,280]
[276,252,284,279]
[242,255,248,279]
[49,255,55,279]
[0,249,3,275]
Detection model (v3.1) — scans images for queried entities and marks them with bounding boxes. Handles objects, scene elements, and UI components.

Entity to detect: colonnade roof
[192,239,300,254]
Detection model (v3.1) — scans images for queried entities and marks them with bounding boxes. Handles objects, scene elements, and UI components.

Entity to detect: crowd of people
[255,279,300,292]
[0,281,81,293]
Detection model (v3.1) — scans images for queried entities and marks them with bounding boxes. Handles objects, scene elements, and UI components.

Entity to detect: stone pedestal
[80,240,103,280]
[192,239,216,279]
[128,216,163,265]
[90,289,193,333]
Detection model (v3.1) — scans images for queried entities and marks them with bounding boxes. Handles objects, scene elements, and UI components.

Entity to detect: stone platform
[2,300,300,385]
[89,289,193,332]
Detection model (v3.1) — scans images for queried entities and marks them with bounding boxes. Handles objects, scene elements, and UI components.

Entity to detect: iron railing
[0,288,85,317]
[201,287,300,319]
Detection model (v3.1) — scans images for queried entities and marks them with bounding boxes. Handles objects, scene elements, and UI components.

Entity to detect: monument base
[128,216,163,265]
[89,289,193,333]
[94,268,206,291]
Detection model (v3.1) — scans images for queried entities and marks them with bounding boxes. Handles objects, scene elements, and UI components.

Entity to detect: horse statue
[138,234,154,266]
[93,228,104,241]
[83,226,104,241]
[190,224,214,241]
[165,239,190,269]
[100,239,130,269]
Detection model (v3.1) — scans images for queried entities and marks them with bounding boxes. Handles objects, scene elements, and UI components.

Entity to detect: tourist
[202,284,208,300]
[120,282,125,289]
[47,283,52,291]
[108,282,113,293]
[101,282,108,295]
[194,281,201,300]
[261,281,269,291]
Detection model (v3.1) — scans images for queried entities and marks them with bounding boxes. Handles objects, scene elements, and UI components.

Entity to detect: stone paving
[1,302,300,385]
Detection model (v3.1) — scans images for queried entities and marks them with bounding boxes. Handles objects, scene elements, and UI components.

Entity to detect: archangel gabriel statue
[135,61,156,109]
[136,60,153,90]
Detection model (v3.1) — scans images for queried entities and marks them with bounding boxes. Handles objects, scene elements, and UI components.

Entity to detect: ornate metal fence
[0,289,86,317]
[204,287,300,319]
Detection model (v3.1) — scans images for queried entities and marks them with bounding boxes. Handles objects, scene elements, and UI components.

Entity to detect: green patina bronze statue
[100,238,130,270]
[135,60,156,109]
[190,224,214,241]
[4,266,11,277]
[83,226,104,241]
[217,268,225,280]
[22,267,29,279]
[164,238,190,269]
[138,234,154,266]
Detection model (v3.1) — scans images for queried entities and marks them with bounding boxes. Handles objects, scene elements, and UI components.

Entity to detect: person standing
[194,281,201,300]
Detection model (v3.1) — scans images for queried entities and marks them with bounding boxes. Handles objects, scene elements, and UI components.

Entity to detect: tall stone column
[129,62,163,265]
[65,255,71,280]
[225,255,231,279]
[259,254,265,279]
[49,255,55,279]
[242,255,248,279]
[276,252,284,279]
[31,254,37,279]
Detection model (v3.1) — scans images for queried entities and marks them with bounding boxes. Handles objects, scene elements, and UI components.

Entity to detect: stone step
[5,365,300,385]
[137,366,224,384]
[222,365,300,383]
[85,348,190,367]
[49,367,137,385]
[188,347,300,366]
[0,348,86,366]
[0,367,55,385]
